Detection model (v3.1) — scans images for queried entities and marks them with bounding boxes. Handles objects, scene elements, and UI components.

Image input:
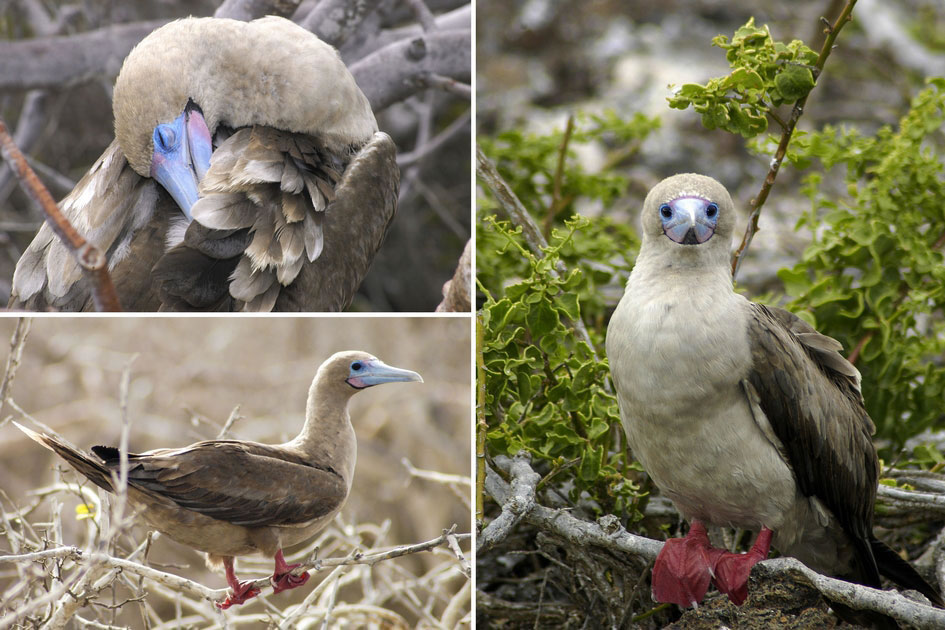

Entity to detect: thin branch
[401,457,471,486]
[476,145,598,357]
[731,0,858,279]
[216,406,244,439]
[0,118,121,311]
[544,114,575,240]
[476,314,487,524]
[419,73,471,99]
[0,317,32,422]
[397,108,471,167]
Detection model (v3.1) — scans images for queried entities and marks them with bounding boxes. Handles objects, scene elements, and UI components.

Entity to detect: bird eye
[351,362,363,371]
[154,124,176,151]
[706,203,718,218]
[659,204,672,219]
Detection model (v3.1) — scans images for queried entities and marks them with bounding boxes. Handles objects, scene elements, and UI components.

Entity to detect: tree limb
[481,453,945,628]
[0,21,167,91]
[351,29,471,111]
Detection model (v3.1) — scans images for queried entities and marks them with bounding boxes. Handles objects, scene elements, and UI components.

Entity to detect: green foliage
[668,18,818,137]
[478,113,653,518]
[774,78,945,447]
[478,216,644,517]
[478,111,654,327]
[478,111,659,222]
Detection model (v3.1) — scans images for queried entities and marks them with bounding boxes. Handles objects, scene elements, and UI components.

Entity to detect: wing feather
[747,303,880,584]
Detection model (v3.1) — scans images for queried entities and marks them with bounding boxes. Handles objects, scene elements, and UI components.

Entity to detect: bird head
[316,351,423,395]
[112,16,378,220]
[639,173,736,265]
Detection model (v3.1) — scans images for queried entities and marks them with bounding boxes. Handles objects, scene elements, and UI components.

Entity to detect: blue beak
[346,359,423,389]
[149,106,212,220]
[659,196,719,245]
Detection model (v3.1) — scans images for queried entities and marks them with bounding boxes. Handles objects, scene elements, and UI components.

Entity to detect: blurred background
[478,0,945,293]
[0,0,471,311]
[0,316,471,627]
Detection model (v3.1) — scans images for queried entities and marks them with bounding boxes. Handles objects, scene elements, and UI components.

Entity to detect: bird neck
[289,377,358,483]
[631,238,734,291]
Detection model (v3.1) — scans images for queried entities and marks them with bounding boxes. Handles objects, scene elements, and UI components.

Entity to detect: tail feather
[14,422,115,493]
[871,536,944,607]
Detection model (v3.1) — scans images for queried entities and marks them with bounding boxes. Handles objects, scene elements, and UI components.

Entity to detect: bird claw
[652,522,773,608]
[652,521,723,607]
[271,564,310,593]
[216,581,261,609]
[711,527,773,606]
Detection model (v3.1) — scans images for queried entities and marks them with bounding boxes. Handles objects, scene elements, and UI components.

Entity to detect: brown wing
[746,303,880,585]
[9,140,166,311]
[152,128,398,312]
[92,440,347,527]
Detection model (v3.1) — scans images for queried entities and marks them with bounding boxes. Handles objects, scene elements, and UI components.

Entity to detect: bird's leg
[711,526,773,605]
[270,549,310,594]
[651,520,725,607]
[216,557,261,609]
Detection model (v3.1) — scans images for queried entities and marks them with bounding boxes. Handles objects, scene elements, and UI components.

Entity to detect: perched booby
[15,351,421,608]
[606,174,942,614]
[10,17,398,312]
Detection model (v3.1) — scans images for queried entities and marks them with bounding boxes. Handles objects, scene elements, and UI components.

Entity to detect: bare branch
[477,145,599,357]
[0,317,32,422]
[0,21,166,91]
[351,29,471,112]
[0,118,121,311]
[298,0,386,48]
[435,238,471,312]
[214,0,296,21]
[482,453,945,629]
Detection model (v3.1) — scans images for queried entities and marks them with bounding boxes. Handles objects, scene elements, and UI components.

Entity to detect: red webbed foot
[217,580,262,609]
[711,526,773,605]
[652,520,725,607]
[270,549,310,594]
[217,557,261,609]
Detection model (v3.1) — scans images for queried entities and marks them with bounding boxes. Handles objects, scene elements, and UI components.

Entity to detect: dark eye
[659,204,672,219]
[706,203,718,218]
[351,362,363,371]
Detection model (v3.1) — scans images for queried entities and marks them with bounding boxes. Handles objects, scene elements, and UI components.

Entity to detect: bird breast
[607,267,798,530]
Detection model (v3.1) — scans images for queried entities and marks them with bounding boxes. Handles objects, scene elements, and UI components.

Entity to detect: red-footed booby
[606,173,942,613]
[15,351,421,609]
[10,17,398,312]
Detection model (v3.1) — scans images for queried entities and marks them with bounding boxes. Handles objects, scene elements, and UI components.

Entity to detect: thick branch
[214,0,294,21]
[299,0,386,48]
[481,454,945,628]
[351,29,471,111]
[0,21,166,91]
[435,238,471,312]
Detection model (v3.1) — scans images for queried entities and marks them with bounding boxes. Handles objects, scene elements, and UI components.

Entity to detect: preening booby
[606,173,942,614]
[10,17,398,312]
[15,351,422,608]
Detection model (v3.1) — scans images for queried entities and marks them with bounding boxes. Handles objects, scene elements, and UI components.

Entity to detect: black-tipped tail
[871,536,944,607]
